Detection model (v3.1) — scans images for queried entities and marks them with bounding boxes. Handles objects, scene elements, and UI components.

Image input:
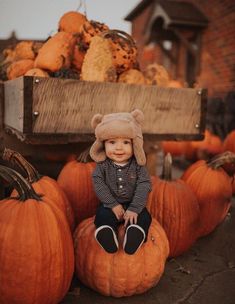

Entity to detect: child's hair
[89,109,146,165]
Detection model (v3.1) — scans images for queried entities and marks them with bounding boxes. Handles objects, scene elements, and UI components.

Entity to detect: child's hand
[112,204,125,221]
[123,210,138,227]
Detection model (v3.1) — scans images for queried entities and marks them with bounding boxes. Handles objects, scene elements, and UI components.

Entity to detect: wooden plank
[3,76,207,142]
[4,77,25,132]
[32,77,205,135]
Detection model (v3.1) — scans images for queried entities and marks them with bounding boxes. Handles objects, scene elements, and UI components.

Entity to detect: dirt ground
[61,161,235,304]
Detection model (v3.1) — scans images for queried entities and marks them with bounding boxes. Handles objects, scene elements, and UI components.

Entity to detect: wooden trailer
[0,76,207,189]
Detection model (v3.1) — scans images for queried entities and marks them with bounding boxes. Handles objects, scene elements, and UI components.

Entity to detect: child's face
[104,137,133,164]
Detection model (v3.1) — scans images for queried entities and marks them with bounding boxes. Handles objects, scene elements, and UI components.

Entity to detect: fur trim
[133,136,146,165]
[90,140,106,163]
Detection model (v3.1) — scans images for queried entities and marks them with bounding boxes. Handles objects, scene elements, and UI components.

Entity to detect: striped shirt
[92,157,152,214]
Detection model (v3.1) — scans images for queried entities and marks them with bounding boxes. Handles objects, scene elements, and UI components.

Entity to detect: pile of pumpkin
[0,133,235,301]
[161,128,235,194]
[162,128,229,160]
[0,10,180,88]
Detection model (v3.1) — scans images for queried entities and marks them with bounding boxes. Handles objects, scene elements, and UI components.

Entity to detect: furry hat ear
[131,109,144,126]
[91,114,103,129]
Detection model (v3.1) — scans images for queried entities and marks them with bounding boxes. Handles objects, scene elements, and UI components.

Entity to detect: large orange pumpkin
[2,148,75,231]
[147,153,200,257]
[0,165,74,304]
[57,159,99,225]
[181,152,234,237]
[74,216,169,297]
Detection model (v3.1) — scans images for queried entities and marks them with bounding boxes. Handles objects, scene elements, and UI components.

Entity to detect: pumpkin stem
[207,151,235,169]
[0,165,42,201]
[161,153,172,181]
[2,148,41,182]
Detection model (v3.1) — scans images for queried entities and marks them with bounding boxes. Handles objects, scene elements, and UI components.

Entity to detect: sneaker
[123,224,146,255]
[95,225,119,254]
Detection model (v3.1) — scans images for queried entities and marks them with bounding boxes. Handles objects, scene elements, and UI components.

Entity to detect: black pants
[94,204,152,238]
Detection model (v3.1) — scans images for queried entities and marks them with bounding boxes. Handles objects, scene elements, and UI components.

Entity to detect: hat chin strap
[133,137,146,166]
[90,140,106,163]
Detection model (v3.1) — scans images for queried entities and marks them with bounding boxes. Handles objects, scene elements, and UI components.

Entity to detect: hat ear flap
[132,137,146,166]
[131,109,144,126]
[91,114,103,129]
[89,140,106,163]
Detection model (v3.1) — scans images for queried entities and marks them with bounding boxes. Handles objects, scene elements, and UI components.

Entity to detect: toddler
[90,109,152,254]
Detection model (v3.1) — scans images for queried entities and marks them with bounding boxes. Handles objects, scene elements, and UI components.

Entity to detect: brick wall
[130,0,235,98]
[187,0,235,97]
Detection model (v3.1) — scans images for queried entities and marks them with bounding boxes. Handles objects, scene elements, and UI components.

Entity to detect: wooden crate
[3,76,207,144]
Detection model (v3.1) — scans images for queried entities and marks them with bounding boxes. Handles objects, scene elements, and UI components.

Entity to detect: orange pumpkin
[103,30,138,74]
[232,178,235,194]
[0,165,74,304]
[167,79,184,88]
[2,148,75,232]
[74,216,169,297]
[118,68,146,85]
[15,41,36,60]
[2,47,16,63]
[223,130,235,153]
[147,153,200,257]
[222,130,235,189]
[144,63,170,87]
[71,41,87,70]
[34,31,76,72]
[7,59,34,80]
[25,68,49,77]
[57,160,99,225]
[181,152,234,237]
[161,140,194,158]
[58,11,87,34]
[191,129,223,159]
[79,19,109,49]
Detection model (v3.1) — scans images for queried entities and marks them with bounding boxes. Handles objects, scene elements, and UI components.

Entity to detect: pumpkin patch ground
[61,162,235,304]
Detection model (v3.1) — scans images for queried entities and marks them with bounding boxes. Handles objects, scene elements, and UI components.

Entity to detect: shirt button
[119,185,123,189]
[118,169,122,172]
[118,177,122,181]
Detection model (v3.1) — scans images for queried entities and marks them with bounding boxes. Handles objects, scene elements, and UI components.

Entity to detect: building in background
[125,0,235,100]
